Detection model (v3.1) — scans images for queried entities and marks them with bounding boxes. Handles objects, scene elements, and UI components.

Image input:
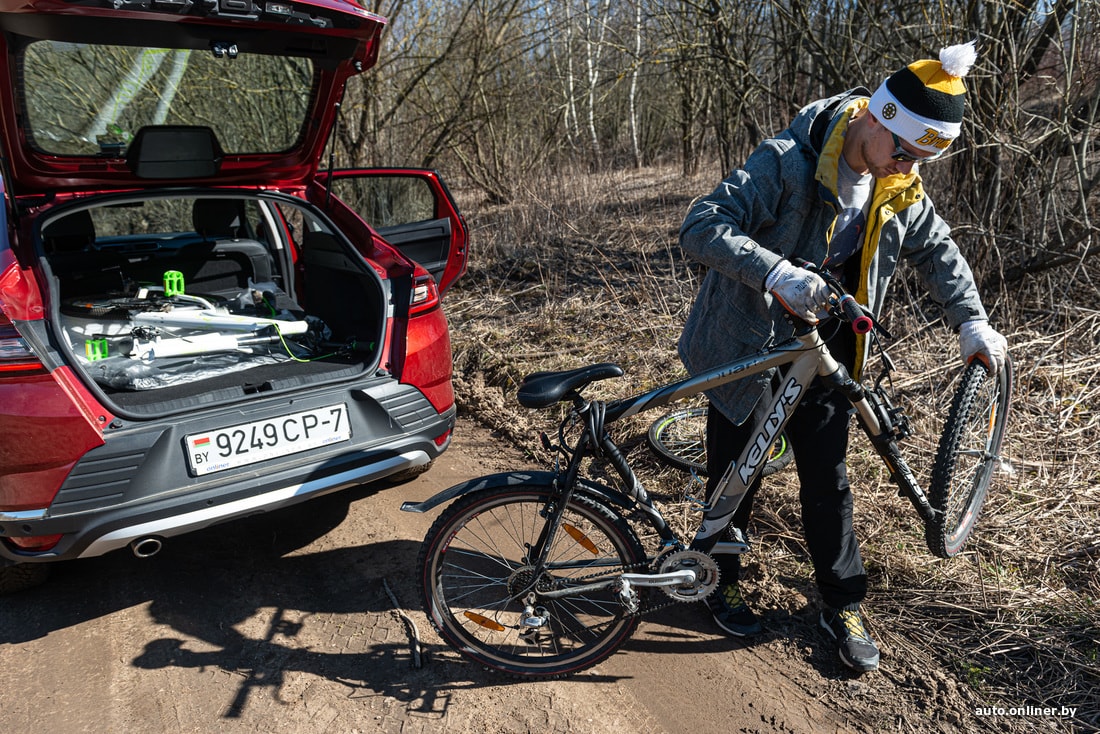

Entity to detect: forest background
[332,0,1097,289]
[326,0,1097,729]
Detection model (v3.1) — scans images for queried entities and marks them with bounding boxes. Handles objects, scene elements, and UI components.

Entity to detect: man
[677,42,1008,673]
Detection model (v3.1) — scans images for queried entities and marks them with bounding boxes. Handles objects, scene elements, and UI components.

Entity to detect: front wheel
[417,484,645,678]
[926,358,1013,558]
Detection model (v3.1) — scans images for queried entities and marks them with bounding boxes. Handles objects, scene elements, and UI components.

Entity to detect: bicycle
[401,267,1013,678]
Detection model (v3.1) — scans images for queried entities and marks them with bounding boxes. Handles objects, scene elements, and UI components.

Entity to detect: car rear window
[22,41,314,157]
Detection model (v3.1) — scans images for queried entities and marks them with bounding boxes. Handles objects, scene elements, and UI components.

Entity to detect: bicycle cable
[584,400,607,458]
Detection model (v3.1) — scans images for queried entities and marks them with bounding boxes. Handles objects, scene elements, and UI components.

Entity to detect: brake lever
[812,266,890,338]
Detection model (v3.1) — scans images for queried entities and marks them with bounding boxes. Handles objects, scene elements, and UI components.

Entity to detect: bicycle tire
[646,406,793,477]
[925,358,1013,558]
[417,484,646,678]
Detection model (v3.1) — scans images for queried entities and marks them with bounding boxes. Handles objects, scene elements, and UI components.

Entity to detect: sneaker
[705,582,762,637]
[819,606,880,673]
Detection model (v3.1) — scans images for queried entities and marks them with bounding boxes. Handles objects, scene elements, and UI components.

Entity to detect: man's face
[863,119,943,178]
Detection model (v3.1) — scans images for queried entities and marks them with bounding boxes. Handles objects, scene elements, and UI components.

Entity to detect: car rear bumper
[0,380,455,564]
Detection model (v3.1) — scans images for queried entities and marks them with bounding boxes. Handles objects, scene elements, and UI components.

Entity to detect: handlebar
[791,258,877,335]
[836,293,874,334]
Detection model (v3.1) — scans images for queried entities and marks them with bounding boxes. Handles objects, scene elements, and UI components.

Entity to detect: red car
[0,0,467,592]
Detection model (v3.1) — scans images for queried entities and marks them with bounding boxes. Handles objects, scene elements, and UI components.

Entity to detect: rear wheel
[926,358,1013,558]
[647,406,793,477]
[386,460,433,484]
[0,561,51,595]
[417,484,645,678]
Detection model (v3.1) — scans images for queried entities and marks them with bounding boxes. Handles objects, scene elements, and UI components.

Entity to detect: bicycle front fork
[850,382,941,525]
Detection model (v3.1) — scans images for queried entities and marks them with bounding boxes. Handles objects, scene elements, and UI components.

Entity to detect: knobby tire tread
[0,562,51,595]
[925,359,1012,558]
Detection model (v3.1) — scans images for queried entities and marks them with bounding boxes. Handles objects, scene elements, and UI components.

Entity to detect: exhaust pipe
[131,537,163,558]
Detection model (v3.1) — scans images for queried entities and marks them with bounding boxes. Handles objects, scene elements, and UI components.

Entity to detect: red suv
[0,0,467,592]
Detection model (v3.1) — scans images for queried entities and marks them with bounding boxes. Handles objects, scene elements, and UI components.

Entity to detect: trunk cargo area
[42,196,386,416]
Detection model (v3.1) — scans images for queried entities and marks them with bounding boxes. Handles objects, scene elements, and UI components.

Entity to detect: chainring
[656,549,720,602]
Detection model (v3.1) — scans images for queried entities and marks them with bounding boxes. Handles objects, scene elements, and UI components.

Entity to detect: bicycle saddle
[517,362,624,408]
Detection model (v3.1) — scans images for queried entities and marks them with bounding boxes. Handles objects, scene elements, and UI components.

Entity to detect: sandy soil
[0,415,979,734]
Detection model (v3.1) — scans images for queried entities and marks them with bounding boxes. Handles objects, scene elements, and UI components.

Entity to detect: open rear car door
[321,169,468,296]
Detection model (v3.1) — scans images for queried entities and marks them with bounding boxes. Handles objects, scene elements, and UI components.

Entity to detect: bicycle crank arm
[620,569,699,587]
[536,569,698,599]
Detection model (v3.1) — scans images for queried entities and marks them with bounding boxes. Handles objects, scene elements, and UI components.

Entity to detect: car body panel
[0,0,386,193]
[0,372,105,511]
[2,378,454,561]
[0,2,469,581]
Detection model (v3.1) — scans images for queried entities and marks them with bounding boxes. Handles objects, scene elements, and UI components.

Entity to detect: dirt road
[1,416,887,734]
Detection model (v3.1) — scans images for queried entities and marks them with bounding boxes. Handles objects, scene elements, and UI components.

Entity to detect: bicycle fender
[399,470,631,514]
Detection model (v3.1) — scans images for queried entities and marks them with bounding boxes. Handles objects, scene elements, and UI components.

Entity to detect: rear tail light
[0,318,46,376]
[409,273,440,316]
[8,534,63,552]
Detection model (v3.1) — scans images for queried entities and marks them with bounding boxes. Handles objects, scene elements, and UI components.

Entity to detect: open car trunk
[41,193,386,417]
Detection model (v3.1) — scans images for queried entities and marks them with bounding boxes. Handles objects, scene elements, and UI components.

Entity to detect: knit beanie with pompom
[868,41,977,154]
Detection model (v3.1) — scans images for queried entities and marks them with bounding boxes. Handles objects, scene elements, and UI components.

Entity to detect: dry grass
[442,164,1099,732]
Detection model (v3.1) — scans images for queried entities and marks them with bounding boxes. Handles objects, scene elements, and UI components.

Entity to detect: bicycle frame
[404,310,940,599]
[560,319,937,561]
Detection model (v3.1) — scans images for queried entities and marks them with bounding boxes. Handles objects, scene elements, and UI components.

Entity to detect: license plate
[185,404,351,476]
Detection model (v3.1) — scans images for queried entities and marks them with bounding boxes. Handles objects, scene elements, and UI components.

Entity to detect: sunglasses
[890,131,944,163]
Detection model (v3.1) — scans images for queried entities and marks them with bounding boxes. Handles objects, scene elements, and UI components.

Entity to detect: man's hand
[765,260,830,322]
[959,319,1008,373]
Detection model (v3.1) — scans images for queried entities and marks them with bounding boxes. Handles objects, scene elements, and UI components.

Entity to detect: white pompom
[939,41,978,78]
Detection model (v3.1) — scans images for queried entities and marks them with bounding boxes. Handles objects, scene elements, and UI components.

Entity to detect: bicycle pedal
[712,540,749,555]
[617,578,640,613]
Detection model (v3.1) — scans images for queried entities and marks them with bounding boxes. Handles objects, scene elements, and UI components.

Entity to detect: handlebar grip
[838,294,873,334]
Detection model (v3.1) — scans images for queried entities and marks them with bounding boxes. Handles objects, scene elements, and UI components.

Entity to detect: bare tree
[334,0,1100,288]
[582,0,613,165]
[628,0,643,167]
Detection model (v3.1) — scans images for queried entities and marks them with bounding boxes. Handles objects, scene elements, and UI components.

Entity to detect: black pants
[705,356,867,610]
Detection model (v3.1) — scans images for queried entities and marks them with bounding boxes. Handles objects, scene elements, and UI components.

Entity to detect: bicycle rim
[417,485,645,678]
[926,358,1013,557]
[647,407,708,473]
[646,406,793,477]
[762,431,794,477]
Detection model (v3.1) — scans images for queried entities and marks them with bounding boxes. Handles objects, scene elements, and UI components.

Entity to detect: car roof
[0,0,386,196]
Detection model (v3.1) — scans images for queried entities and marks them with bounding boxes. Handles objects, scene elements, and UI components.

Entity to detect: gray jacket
[678,89,987,424]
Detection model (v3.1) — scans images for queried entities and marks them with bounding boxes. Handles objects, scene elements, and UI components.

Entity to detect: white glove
[765,259,830,322]
[959,319,1008,374]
